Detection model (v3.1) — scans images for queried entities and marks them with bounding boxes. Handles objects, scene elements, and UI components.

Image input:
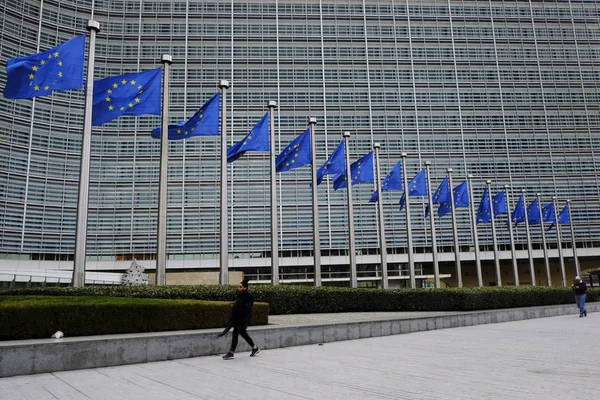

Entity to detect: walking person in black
[572,275,588,317]
[218,279,260,360]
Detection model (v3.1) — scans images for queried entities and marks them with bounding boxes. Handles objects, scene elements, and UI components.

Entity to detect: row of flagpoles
[4,24,580,289]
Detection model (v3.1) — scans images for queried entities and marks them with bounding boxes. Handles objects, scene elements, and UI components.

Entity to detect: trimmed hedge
[0,296,268,341]
[3,285,599,315]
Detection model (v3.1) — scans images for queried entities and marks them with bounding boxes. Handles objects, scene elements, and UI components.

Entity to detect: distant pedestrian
[572,276,587,317]
[218,279,260,360]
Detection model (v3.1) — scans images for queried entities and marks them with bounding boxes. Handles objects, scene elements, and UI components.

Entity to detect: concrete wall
[146,271,244,285]
[1,302,597,378]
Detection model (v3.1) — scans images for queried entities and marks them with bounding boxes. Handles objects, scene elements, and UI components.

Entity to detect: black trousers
[230,328,255,352]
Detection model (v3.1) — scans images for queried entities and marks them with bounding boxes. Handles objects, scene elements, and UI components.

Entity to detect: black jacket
[573,281,587,296]
[228,290,254,330]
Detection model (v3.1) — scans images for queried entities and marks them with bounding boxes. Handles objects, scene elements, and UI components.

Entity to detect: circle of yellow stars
[29,51,62,93]
[283,143,301,168]
[105,79,144,112]
[176,112,203,136]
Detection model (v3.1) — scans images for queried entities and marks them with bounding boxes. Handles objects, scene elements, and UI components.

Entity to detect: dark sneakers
[250,347,261,357]
[222,352,234,360]
[584,310,587,317]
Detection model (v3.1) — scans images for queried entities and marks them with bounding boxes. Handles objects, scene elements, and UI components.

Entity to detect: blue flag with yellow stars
[438,180,469,218]
[547,203,570,231]
[557,204,569,224]
[424,176,449,217]
[369,161,402,203]
[151,92,220,139]
[541,202,555,223]
[92,68,162,126]
[4,35,85,99]
[316,140,345,186]
[333,151,374,190]
[527,198,541,225]
[227,113,270,163]
[276,128,311,173]
[399,168,428,211]
[493,191,507,217]
[510,195,526,227]
[476,187,492,224]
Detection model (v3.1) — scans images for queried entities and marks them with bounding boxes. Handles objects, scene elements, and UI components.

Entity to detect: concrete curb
[1,302,597,378]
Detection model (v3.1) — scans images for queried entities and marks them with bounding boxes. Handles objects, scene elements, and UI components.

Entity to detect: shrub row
[4,285,598,315]
[0,296,268,341]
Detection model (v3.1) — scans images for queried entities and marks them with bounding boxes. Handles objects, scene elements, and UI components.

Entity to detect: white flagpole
[268,101,279,285]
[309,117,321,286]
[467,174,482,287]
[72,20,100,287]
[426,162,440,288]
[487,180,501,286]
[522,190,536,286]
[447,168,462,288]
[537,193,551,286]
[401,154,415,289]
[566,199,580,276]
[155,54,173,286]
[505,185,519,286]
[553,196,566,286]
[218,80,230,285]
[343,132,357,288]
[373,144,388,289]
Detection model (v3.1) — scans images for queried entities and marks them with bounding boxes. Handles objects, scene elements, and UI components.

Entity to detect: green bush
[4,285,598,315]
[0,296,268,341]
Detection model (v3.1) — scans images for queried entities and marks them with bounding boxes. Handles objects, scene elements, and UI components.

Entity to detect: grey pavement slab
[0,314,598,399]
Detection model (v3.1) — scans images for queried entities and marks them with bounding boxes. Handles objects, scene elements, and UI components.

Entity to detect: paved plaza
[1,313,597,399]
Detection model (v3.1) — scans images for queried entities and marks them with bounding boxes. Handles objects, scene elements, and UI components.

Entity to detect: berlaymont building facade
[1,0,599,289]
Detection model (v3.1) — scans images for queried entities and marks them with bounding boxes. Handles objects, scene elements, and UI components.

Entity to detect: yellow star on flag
[113,83,119,88]
[58,61,63,66]
[40,60,45,65]
[29,74,34,79]
[54,52,59,57]
[135,97,140,103]
[105,96,111,102]
[121,79,127,84]
[34,85,39,91]
[44,85,49,90]
[130,80,136,85]
[120,106,125,111]
[58,72,63,77]
[32,66,38,71]
[109,105,114,110]
[107,89,112,94]
[128,103,134,108]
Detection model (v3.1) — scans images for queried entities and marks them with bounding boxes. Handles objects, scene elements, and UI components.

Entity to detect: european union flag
[399,168,428,211]
[276,128,311,173]
[541,202,555,223]
[369,161,402,203]
[227,113,270,163]
[333,151,374,190]
[438,180,469,218]
[493,191,508,217]
[476,187,492,224]
[423,176,449,216]
[92,68,162,126]
[511,195,526,227]
[548,203,570,231]
[527,199,541,225]
[558,204,570,224]
[4,35,85,99]
[507,196,525,228]
[316,140,345,185]
[151,92,220,140]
